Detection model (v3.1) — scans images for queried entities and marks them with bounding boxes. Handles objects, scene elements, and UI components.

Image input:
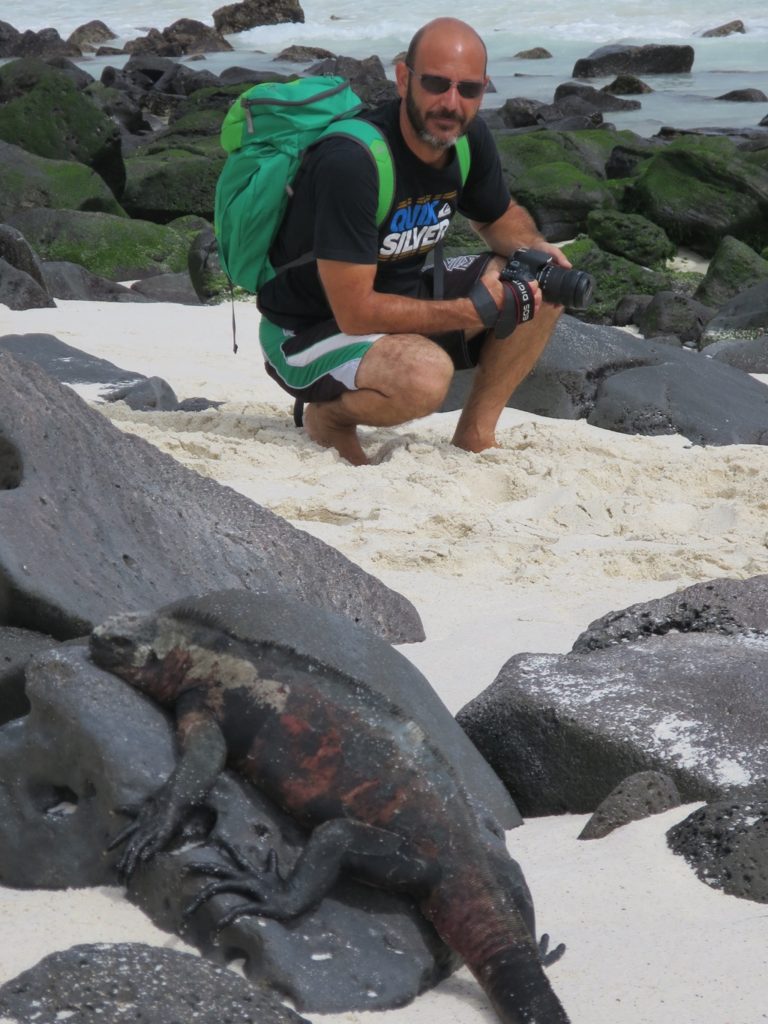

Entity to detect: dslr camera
[500,248,594,310]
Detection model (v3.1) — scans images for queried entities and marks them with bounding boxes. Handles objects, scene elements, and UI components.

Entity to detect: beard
[405,82,468,150]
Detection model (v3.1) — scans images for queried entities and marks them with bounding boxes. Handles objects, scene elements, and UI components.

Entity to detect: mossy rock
[155,107,227,143]
[187,224,234,304]
[83,82,151,136]
[0,140,125,220]
[624,136,768,256]
[512,162,616,239]
[122,148,226,222]
[666,269,706,297]
[561,236,672,323]
[745,148,768,172]
[586,209,676,268]
[0,58,124,197]
[132,109,228,159]
[694,235,768,308]
[5,208,196,280]
[171,83,254,119]
[493,128,653,187]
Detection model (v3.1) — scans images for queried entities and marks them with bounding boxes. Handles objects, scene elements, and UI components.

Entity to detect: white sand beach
[2,295,768,1024]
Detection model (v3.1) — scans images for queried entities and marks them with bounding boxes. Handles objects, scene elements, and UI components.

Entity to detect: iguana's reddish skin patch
[90,606,571,1024]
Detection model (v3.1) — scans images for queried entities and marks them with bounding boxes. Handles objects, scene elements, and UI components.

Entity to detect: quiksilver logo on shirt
[380,192,456,260]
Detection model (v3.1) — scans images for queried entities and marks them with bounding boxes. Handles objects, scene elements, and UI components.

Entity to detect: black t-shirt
[257,99,511,330]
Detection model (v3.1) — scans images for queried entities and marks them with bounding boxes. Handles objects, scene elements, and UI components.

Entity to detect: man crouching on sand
[256,17,569,465]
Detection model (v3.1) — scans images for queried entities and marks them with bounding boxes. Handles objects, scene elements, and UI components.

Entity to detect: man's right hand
[479,262,542,321]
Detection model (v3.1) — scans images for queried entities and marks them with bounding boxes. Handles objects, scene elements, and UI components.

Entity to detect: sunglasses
[405,65,486,100]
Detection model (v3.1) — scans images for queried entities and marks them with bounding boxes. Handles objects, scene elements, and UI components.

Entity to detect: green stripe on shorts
[259,316,376,391]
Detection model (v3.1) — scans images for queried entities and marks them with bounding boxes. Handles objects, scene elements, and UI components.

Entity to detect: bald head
[405,18,487,75]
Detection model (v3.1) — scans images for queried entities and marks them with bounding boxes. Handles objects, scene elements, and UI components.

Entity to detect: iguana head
[90,611,190,701]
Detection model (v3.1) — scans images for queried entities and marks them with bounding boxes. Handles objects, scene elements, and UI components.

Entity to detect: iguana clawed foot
[538,932,566,967]
[184,837,300,928]
[107,795,187,879]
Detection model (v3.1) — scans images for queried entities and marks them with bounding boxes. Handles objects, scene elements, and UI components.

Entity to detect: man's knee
[358,335,454,415]
[404,342,454,413]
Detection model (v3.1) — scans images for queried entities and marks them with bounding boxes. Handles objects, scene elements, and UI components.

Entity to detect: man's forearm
[337,290,481,336]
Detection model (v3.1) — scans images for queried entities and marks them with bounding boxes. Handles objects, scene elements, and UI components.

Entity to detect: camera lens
[538,265,594,310]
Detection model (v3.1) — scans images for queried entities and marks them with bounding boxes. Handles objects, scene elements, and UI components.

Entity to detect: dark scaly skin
[90,608,570,1024]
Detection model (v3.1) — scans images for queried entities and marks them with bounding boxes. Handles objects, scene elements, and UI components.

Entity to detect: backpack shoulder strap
[318,119,395,226]
[455,134,471,186]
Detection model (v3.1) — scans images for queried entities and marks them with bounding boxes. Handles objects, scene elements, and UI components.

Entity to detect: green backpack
[214,75,471,294]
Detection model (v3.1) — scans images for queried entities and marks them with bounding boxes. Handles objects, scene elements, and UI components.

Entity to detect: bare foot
[451,425,500,453]
[303,403,369,466]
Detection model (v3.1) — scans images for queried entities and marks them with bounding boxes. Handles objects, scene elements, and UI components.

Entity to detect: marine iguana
[90,596,571,1024]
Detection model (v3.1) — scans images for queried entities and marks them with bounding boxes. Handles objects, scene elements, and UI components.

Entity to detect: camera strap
[468,277,536,339]
[468,280,499,330]
[495,277,536,338]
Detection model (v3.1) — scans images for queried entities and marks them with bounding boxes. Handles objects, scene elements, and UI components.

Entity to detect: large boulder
[0,352,423,643]
[128,272,202,304]
[188,225,229,303]
[509,161,616,240]
[701,279,768,344]
[495,128,640,183]
[707,335,768,373]
[0,20,21,58]
[668,786,768,903]
[0,331,145,392]
[0,58,125,197]
[125,19,233,57]
[716,88,768,103]
[694,235,768,308]
[4,208,197,280]
[584,209,676,268]
[0,224,47,289]
[572,44,695,78]
[457,576,768,815]
[163,18,233,55]
[553,81,642,113]
[578,771,681,840]
[0,944,307,1024]
[307,55,397,106]
[625,137,768,256]
[602,74,653,95]
[122,146,225,223]
[213,0,305,33]
[634,291,716,344]
[701,19,745,37]
[572,575,768,651]
[82,81,153,138]
[0,258,54,310]
[66,19,117,52]
[496,97,548,129]
[0,27,81,59]
[40,262,150,301]
[441,315,768,444]
[0,139,125,220]
[0,625,59,724]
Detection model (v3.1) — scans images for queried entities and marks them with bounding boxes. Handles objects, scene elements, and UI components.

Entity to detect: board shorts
[259,252,495,403]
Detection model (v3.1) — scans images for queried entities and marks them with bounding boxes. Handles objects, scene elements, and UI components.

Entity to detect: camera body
[500,248,594,311]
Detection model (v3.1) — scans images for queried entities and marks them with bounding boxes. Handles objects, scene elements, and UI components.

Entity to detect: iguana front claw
[184,842,293,924]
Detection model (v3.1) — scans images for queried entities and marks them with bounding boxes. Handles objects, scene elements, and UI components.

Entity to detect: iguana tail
[422,871,570,1024]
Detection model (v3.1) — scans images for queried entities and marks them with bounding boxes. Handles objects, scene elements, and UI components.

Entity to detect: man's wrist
[467,280,499,330]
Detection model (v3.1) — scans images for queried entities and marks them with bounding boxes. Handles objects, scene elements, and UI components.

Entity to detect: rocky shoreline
[2,7,768,424]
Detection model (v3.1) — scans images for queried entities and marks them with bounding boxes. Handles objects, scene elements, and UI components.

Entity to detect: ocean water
[10,0,768,136]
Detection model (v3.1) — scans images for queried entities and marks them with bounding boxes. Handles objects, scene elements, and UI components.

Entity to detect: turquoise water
[11,0,768,136]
